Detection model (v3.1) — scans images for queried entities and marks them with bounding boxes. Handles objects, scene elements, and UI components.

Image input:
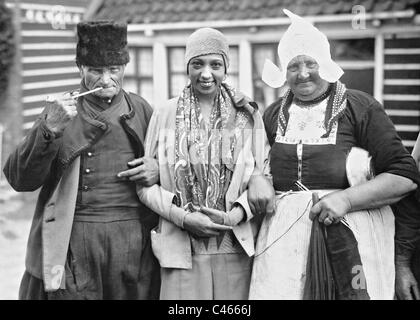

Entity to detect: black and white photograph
[1,0,420,305]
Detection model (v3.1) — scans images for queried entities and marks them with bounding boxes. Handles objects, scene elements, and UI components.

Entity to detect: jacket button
[241,237,246,242]
[83,185,89,191]
[85,168,91,174]
[87,152,93,157]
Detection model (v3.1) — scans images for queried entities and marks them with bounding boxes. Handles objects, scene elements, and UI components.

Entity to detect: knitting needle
[295,180,309,192]
[295,180,320,205]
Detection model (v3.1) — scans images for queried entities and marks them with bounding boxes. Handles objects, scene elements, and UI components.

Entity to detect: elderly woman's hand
[247,174,275,217]
[234,91,259,110]
[309,190,352,225]
[234,92,252,107]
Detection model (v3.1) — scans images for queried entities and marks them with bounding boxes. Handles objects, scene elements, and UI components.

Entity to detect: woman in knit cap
[248,9,420,300]
[136,27,272,299]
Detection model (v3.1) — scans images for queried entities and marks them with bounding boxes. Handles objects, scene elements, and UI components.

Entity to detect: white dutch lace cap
[262,9,344,88]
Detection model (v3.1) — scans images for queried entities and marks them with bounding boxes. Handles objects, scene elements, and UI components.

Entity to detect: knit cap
[185,27,229,72]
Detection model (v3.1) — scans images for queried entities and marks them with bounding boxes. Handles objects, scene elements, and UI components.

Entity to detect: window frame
[124,46,153,99]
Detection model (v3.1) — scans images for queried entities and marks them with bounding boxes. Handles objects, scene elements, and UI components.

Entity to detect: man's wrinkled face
[79,65,125,100]
[286,55,329,101]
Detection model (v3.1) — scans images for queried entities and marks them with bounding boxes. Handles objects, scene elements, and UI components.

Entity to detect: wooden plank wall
[8,1,88,132]
[384,34,420,152]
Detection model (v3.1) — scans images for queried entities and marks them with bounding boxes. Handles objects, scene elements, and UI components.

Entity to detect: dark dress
[249,88,420,299]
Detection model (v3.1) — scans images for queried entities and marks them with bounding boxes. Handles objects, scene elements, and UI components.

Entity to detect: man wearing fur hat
[3,21,160,299]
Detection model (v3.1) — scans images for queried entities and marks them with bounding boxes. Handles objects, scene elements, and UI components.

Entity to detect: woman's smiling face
[188,54,226,100]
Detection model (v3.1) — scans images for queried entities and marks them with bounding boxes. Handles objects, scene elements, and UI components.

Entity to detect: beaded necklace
[276,81,347,139]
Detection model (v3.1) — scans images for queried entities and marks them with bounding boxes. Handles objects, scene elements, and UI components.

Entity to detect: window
[124,47,153,104]
[168,47,188,98]
[330,39,374,61]
[330,39,375,95]
[252,44,281,113]
[226,47,239,89]
[167,46,239,98]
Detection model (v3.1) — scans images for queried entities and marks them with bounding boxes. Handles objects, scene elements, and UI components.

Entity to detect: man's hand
[309,191,352,225]
[396,264,420,300]
[183,211,232,238]
[234,92,252,108]
[200,206,244,226]
[45,92,78,136]
[117,156,159,187]
[247,174,275,217]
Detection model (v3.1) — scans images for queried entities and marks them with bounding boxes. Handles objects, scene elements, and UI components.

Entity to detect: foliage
[0,1,15,98]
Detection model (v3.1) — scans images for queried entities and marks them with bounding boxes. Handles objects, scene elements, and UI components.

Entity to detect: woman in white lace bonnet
[249,9,420,300]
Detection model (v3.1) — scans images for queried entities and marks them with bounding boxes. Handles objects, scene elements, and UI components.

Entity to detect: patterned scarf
[174,83,249,248]
[276,81,347,139]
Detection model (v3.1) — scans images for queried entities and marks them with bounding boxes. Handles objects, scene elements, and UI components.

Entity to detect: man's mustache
[95,84,117,89]
[296,79,312,84]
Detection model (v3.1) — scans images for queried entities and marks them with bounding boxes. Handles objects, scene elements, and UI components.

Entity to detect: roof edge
[127,10,416,32]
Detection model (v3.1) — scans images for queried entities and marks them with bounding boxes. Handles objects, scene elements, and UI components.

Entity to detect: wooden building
[2,0,420,153]
[89,0,420,151]
[5,0,88,130]
[1,0,87,186]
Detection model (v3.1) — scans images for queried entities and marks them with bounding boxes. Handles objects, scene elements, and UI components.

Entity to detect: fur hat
[76,20,130,67]
[185,27,229,72]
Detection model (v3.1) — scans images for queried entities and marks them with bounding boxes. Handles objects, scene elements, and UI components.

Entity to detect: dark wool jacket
[3,90,155,286]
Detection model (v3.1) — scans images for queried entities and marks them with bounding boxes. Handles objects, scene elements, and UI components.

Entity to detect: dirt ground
[0,192,37,300]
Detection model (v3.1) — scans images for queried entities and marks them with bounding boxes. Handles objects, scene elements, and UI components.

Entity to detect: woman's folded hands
[182,206,245,238]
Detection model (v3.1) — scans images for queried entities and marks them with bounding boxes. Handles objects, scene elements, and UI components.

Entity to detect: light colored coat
[137,97,268,269]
